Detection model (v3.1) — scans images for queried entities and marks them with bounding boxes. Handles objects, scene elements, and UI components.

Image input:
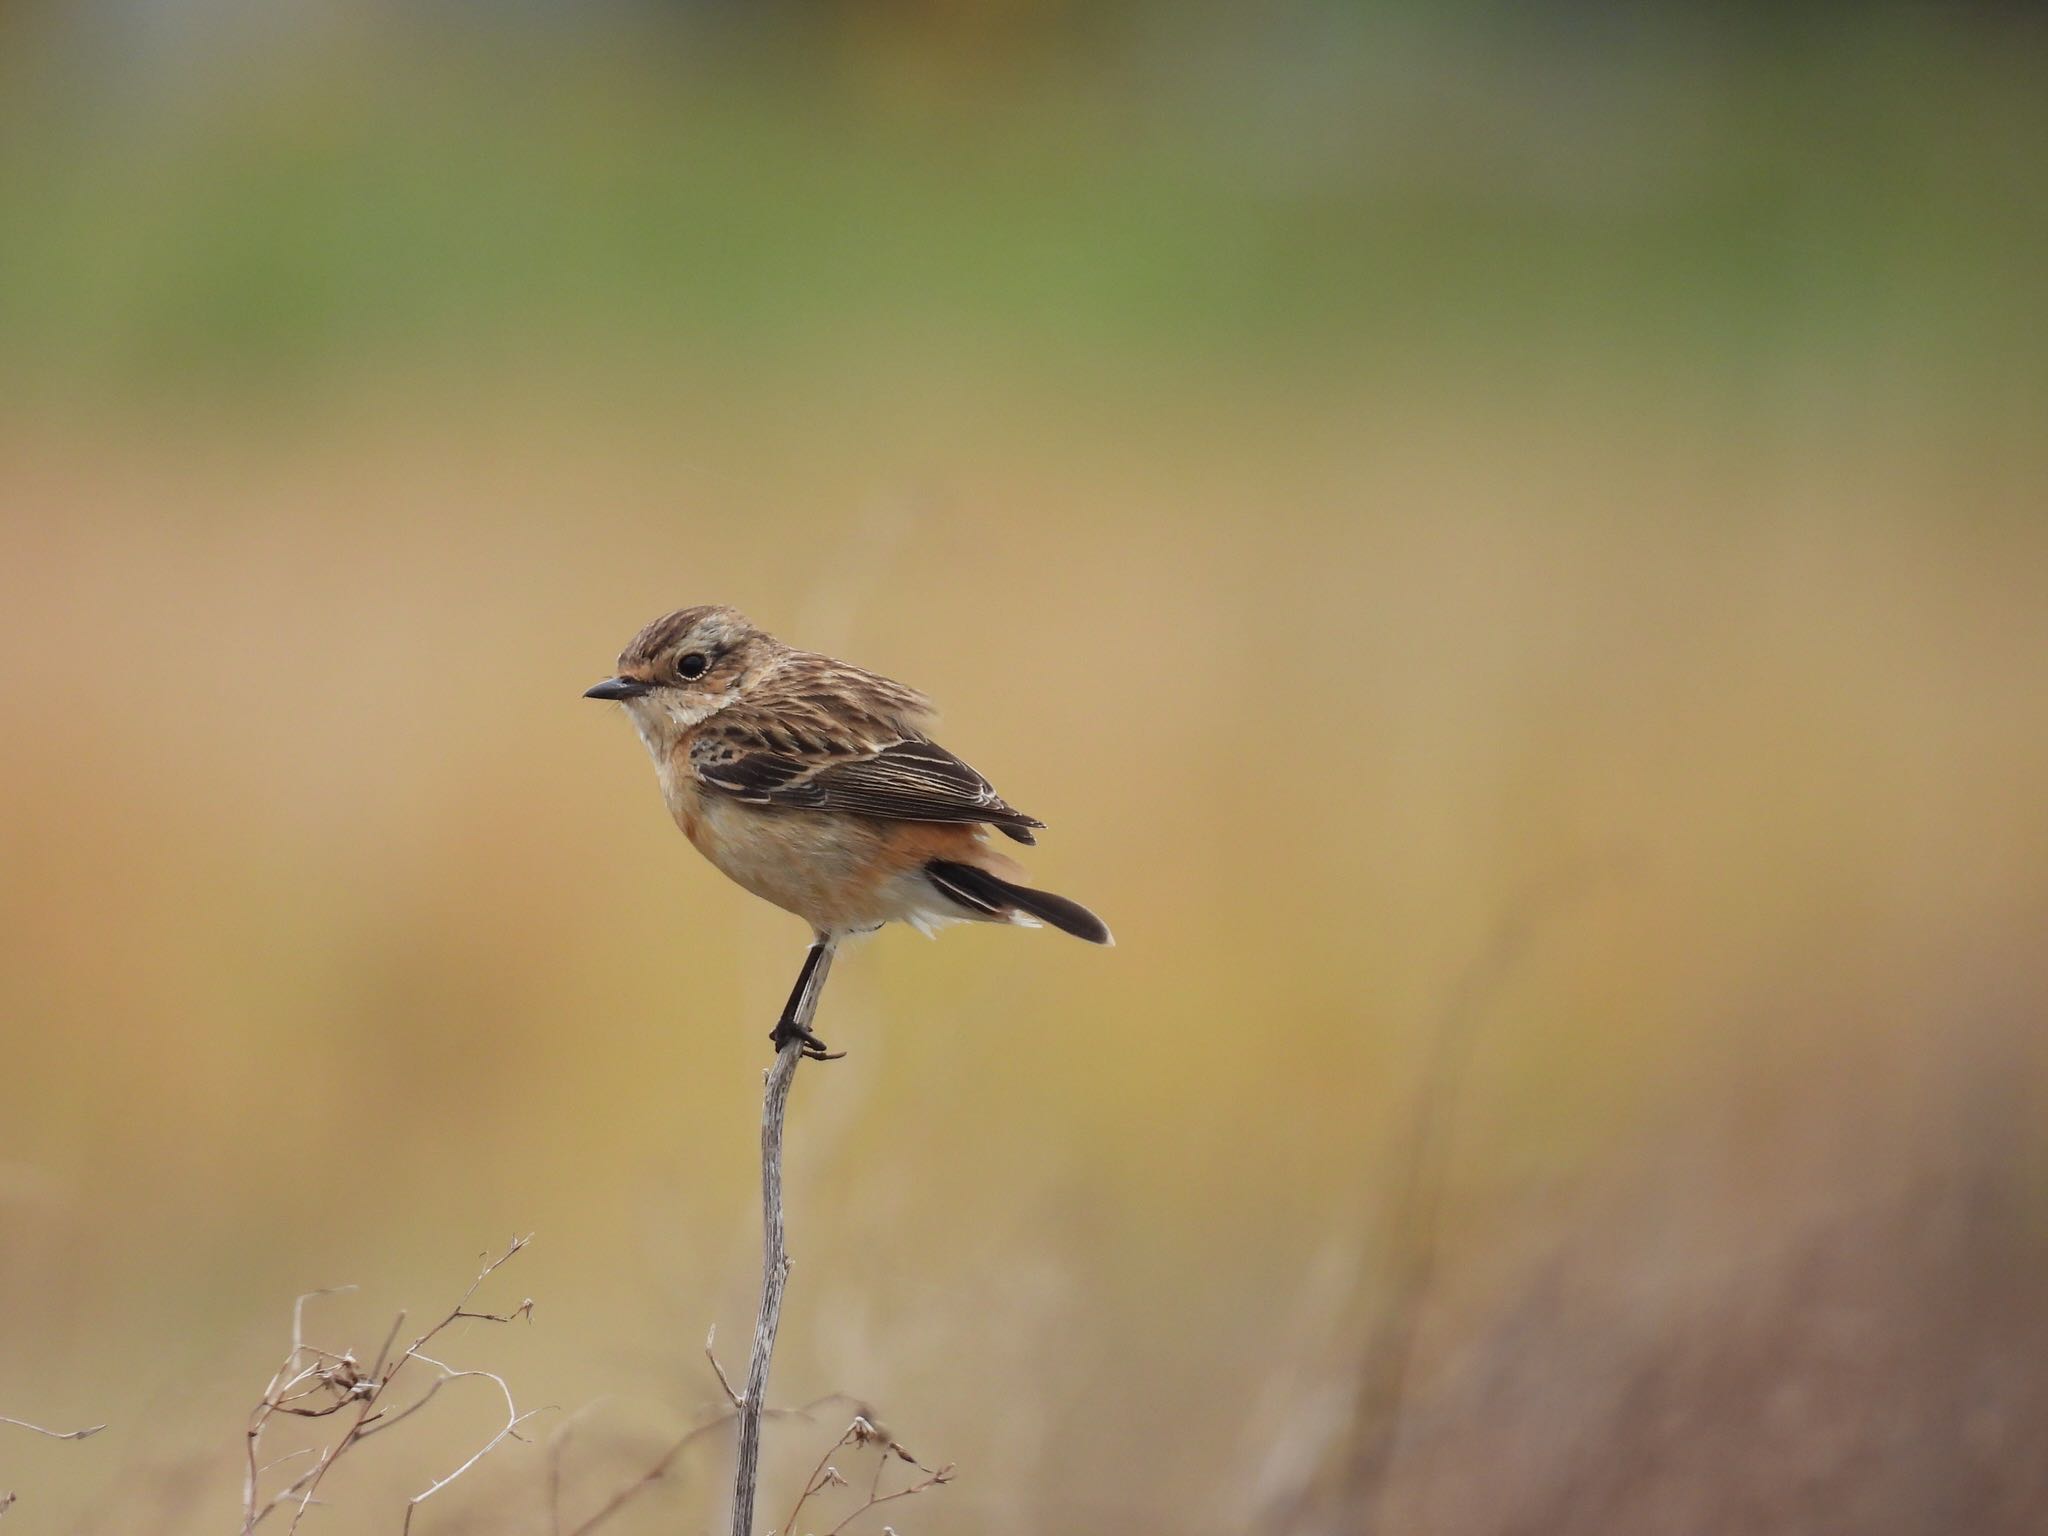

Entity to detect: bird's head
[584,605,781,749]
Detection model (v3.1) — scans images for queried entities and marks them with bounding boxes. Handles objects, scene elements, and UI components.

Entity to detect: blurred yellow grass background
[2,4,2046,1531]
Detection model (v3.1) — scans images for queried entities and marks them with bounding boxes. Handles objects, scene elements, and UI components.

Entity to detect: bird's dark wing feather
[693,732,1043,843]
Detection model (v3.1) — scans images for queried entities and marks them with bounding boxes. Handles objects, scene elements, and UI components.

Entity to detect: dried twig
[731,938,836,1536]
[240,1236,542,1535]
[0,1415,105,1442]
[731,1041,805,1535]
[781,1415,954,1536]
[705,1326,743,1411]
[399,1352,549,1534]
[554,924,951,1536]
[0,1412,103,1525]
[554,1332,868,1534]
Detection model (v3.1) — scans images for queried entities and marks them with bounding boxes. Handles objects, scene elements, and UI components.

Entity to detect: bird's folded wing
[692,733,1043,842]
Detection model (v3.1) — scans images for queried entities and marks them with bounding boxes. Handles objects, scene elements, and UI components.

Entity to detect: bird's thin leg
[769,934,842,1060]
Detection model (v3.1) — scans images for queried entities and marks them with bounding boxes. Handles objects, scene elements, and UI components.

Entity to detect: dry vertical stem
[731,934,837,1536]
[731,1037,805,1536]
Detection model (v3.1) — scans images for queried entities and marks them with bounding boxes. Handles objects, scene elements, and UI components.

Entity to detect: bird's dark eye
[677,652,710,680]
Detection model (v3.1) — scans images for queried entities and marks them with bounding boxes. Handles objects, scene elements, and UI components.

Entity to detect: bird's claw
[769,1021,845,1061]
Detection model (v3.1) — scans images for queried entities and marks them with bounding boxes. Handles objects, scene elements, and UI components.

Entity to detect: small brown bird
[586,606,1110,1058]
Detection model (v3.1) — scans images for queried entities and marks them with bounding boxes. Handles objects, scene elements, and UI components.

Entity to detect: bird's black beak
[583,676,652,701]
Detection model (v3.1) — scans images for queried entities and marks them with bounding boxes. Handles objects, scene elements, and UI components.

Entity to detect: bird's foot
[769,1020,845,1061]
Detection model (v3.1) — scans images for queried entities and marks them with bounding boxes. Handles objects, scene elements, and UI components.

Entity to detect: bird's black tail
[925,860,1113,945]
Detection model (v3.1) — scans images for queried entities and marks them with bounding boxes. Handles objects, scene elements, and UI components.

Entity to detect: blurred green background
[2,2,2046,1531]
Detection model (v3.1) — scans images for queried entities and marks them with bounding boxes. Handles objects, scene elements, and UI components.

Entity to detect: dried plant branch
[353,1375,447,1441]
[731,936,837,1536]
[781,1415,953,1536]
[781,1420,855,1536]
[730,1040,804,1536]
[551,933,947,1536]
[705,1326,743,1411]
[823,1463,953,1536]
[0,1410,103,1525]
[555,1352,868,1536]
[0,1415,105,1442]
[399,1353,551,1534]
[240,1236,541,1536]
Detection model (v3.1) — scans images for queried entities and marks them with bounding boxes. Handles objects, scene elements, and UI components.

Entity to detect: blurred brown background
[2,2,2046,1531]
